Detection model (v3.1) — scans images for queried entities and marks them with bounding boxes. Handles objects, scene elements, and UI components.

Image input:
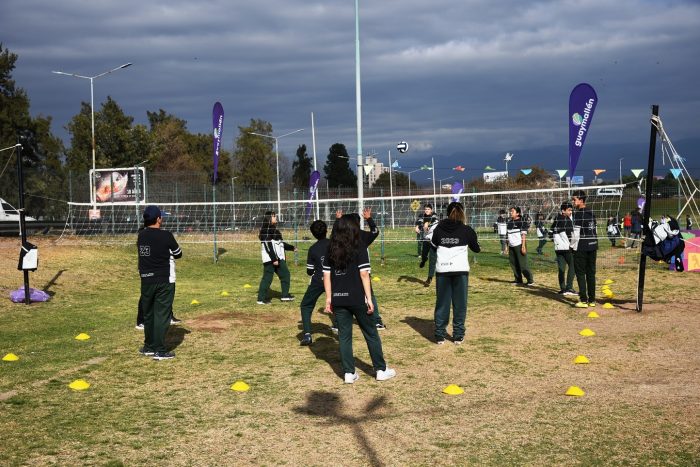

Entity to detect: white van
[596,187,623,197]
[0,198,36,221]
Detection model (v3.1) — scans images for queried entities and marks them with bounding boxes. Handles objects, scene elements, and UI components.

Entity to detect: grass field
[1,234,699,466]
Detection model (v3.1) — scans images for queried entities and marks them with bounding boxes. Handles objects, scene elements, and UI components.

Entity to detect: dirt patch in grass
[186,310,289,333]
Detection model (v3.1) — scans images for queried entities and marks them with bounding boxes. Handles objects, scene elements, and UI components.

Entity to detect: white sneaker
[135,323,144,330]
[376,368,396,381]
[330,327,339,335]
[344,372,359,384]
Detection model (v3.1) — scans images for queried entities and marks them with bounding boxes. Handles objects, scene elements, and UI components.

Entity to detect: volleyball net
[60,183,653,267]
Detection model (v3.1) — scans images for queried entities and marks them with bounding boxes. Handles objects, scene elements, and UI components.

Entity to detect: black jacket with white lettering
[430,219,480,276]
[137,227,182,284]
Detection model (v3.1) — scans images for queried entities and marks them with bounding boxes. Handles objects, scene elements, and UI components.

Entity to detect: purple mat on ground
[9,287,50,303]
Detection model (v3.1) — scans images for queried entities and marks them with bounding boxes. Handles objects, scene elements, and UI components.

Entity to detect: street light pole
[52,63,132,210]
[249,128,304,220]
[619,157,624,184]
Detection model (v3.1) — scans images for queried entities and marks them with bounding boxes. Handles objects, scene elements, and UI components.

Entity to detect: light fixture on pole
[504,152,515,176]
[52,63,132,210]
[249,128,304,220]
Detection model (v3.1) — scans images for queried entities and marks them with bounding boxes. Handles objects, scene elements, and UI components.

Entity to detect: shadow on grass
[295,311,337,340]
[308,336,375,379]
[217,247,228,257]
[401,316,439,343]
[165,327,191,351]
[396,275,426,285]
[42,269,67,297]
[294,391,387,467]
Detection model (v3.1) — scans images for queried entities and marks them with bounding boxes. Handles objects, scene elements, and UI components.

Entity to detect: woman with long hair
[430,202,480,344]
[257,211,296,304]
[323,215,396,384]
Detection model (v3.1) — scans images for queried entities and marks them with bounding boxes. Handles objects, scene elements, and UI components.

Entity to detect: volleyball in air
[396,141,409,153]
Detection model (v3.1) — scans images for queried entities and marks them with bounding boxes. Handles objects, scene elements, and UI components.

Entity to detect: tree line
[0,44,358,218]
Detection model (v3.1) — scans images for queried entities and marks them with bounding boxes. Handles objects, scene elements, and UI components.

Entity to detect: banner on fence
[306,170,321,218]
[90,167,146,204]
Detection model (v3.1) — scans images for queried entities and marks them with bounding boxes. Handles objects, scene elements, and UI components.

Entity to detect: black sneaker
[153,351,175,360]
[424,277,432,287]
[280,295,295,302]
[436,338,445,345]
[300,333,312,346]
[375,322,386,330]
[170,317,182,325]
[419,259,426,268]
[557,290,566,295]
[139,347,155,356]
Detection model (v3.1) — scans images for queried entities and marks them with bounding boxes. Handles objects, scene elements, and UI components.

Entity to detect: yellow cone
[579,328,596,337]
[565,386,585,397]
[602,302,615,309]
[442,384,464,395]
[2,353,19,361]
[69,379,90,391]
[190,299,200,305]
[231,381,250,392]
[372,276,381,282]
[220,291,230,297]
[243,284,252,289]
[573,355,590,364]
[604,279,614,285]
[587,311,600,319]
[601,285,611,291]
[74,333,91,341]
[603,292,614,299]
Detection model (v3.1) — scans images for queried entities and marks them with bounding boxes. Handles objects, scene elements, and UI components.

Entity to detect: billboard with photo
[483,171,508,183]
[90,167,146,204]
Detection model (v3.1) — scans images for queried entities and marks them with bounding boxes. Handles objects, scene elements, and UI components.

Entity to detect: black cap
[143,205,161,222]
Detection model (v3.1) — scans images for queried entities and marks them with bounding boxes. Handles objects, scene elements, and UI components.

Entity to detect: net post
[636,104,659,312]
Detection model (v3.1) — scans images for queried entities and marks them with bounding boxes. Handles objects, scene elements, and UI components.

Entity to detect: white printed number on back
[139,246,151,256]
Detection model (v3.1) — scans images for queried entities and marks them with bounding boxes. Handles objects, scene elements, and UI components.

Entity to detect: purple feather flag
[451,181,463,202]
[568,83,597,179]
[306,171,321,219]
[212,102,224,183]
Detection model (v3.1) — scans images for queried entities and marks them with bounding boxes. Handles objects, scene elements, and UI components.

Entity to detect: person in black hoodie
[571,191,598,308]
[257,211,296,304]
[299,220,331,345]
[430,202,480,345]
[137,205,182,360]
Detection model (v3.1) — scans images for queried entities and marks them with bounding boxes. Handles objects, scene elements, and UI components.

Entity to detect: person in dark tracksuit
[137,205,182,360]
[572,190,598,308]
[419,204,439,286]
[551,202,576,295]
[430,202,480,345]
[257,211,297,304]
[334,208,385,329]
[496,209,508,255]
[323,215,396,384]
[506,206,534,285]
[535,213,547,255]
[299,220,331,346]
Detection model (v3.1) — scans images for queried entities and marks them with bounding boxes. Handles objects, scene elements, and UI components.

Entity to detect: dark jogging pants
[334,304,387,375]
[434,274,468,341]
[574,249,597,303]
[141,282,175,353]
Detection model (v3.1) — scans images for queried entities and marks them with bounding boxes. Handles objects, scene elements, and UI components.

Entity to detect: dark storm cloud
[3,0,699,170]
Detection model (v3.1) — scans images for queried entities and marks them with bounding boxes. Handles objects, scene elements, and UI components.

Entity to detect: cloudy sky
[3,0,699,180]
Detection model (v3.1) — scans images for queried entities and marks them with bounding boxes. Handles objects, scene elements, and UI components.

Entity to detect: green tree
[372,171,416,189]
[292,144,312,187]
[323,143,356,188]
[233,119,275,186]
[66,96,146,172]
[0,44,65,218]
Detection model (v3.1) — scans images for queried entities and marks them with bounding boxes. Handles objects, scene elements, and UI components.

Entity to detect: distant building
[364,155,390,188]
